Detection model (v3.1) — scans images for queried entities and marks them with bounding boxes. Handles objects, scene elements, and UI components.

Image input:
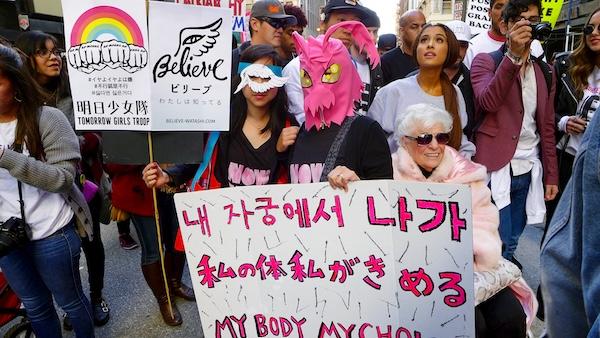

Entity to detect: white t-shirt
[354,57,371,116]
[0,120,73,240]
[558,66,600,155]
[464,31,545,69]
[367,75,476,158]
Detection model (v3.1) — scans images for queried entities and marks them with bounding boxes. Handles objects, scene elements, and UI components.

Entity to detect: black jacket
[553,52,579,142]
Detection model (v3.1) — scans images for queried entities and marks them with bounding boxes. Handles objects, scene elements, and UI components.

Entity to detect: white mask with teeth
[234,63,289,94]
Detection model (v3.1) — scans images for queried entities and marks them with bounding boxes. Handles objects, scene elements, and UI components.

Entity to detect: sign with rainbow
[62,0,152,131]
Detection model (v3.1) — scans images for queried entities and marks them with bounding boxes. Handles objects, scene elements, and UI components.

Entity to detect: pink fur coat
[392,145,537,326]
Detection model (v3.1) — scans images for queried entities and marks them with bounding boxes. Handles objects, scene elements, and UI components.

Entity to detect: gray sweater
[0,106,93,239]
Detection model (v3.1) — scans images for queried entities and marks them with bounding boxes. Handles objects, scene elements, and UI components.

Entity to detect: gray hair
[396,103,453,143]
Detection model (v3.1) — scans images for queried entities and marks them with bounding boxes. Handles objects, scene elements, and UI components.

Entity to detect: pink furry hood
[392,146,537,327]
[292,21,379,130]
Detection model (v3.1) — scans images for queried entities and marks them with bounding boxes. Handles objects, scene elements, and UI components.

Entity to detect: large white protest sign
[62,0,152,131]
[149,2,232,131]
[175,180,475,337]
[175,0,247,32]
[465,0,491,35]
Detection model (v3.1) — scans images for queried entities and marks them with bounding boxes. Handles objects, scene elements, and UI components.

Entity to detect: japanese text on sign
[175,180,476,337]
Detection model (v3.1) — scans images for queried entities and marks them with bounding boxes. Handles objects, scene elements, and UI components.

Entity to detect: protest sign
[465,0,490,35]
[175,180,475,337]
[149,2,232,131]
[62,0,152,131]
[541,0,564,28]
[175,0,247,32]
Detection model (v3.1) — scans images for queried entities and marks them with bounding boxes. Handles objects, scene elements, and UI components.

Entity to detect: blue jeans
[498,171,531,260]
[0,221,95,338]
[130,192,179,266]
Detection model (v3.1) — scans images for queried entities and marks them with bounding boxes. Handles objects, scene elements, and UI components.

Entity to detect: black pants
[80,193,106,303]
[475,288,526,338]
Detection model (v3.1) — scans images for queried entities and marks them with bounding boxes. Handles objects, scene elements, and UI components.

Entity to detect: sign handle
[147,131,175,320]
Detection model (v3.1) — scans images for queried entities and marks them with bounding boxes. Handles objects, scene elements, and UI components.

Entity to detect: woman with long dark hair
[15,30,112,328]
[138,44,296,325]
[548,7,600,219]
[368,23,475,158]
[143,44,297,190]
[0,44,95,337]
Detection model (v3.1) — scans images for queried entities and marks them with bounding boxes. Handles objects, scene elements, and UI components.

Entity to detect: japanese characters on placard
[62,0,152,131]
[175,0,247,32]
[174,180,476,338]
[149,2,232,131]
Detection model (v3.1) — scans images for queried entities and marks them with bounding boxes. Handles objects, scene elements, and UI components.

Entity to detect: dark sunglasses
[583,24,600,35]
[405,132,451,146]
[258,17,287,30]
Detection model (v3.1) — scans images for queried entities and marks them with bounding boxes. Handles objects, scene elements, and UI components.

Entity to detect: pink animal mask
[292,21,380,131]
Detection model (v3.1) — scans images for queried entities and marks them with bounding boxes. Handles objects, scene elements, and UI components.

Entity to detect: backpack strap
[533,55,552,97]
[319,116,357,182]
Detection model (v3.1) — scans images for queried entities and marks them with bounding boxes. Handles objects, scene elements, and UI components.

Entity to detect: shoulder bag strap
[319,115,357,182]
[13,143,26,223]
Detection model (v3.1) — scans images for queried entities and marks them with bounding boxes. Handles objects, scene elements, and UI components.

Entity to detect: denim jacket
[541,105,600,337]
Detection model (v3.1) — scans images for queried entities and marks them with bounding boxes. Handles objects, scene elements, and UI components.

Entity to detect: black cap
[378,34,397,51]
[251,0,296,23]
[362,7,380,28]
[323,0,368,19]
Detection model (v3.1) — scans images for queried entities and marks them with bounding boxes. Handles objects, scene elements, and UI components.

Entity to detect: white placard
[465,0,491,35]
[175,180,475,337]
[175,0,247,32]
[149,1,232,131]
[62,0,152,131]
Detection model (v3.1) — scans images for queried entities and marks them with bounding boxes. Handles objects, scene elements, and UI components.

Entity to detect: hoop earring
[14,95,23,103]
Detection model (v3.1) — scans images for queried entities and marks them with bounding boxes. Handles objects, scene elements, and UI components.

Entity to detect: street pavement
[0,221,547,338]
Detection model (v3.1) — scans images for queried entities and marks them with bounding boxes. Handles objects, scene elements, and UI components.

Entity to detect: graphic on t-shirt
[357,82,371,115]
[290,163,324,184]
[228,162,270,186]
[578,94,599,122]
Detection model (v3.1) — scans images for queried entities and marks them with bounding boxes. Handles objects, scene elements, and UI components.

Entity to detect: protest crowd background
[0,0,599,337]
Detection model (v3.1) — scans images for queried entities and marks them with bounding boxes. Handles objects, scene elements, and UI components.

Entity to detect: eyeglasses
[35,48,64,58]
[405,132,451,146]
[258,17,287,30]
[584,24,600,35]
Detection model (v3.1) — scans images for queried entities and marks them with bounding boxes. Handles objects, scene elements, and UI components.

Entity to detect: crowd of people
[0,0,599,337]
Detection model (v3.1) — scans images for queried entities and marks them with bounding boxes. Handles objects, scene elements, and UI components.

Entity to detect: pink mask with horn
[292,21,380,131]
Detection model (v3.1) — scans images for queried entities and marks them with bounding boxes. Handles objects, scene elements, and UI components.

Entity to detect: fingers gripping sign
[327,166,360,192]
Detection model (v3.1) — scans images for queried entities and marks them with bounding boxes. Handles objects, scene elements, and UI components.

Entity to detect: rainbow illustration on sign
[70,6,144,47]
[67,5,148,74]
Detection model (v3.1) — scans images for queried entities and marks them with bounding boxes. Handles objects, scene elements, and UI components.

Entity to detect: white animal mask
[234,63,288,94]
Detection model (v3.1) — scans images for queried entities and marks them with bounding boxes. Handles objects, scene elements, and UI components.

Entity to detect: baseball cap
[362,7,380,28]
[251,0,297,24]
[445,20,472,43]
[378,34,397,51]
[323,0,368,19]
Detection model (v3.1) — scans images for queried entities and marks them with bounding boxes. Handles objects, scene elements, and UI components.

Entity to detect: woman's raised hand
[276,126,300,153]
[142,162,170,189]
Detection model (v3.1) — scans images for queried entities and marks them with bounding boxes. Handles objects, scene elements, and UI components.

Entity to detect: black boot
[166,252,196,301]
[141,261,182,326]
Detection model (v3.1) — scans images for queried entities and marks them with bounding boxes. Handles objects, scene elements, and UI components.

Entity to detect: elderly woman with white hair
[392,103,536,337]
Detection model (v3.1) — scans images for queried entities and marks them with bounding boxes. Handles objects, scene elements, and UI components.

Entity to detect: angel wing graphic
[175,18,222,57]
